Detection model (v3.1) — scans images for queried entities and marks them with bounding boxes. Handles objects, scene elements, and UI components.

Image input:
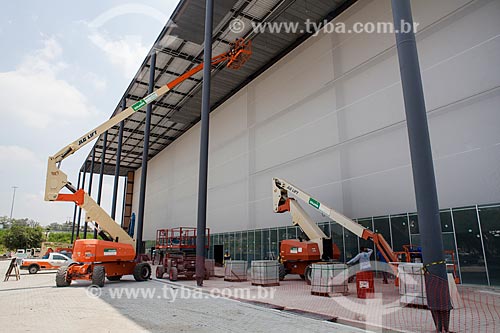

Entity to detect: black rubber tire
[107,275,122,281]
[133,262,152,281]
[156,265,165,279]
[278,263,286,281]
[28,264,39,274]
[305,265,312,285]
[55,265,71,287]
[169,267,178,281]
[92,266,106,287]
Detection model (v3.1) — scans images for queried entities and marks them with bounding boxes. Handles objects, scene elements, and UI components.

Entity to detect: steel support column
[196,0,214,287]
[95,132,108,238]
[76,162,87,238]
[136,52,156,255]
[391,1,451,330]
[84,147,96,239]
[121,176,128,228]
[111,99,126,220]
[70,172,81,243]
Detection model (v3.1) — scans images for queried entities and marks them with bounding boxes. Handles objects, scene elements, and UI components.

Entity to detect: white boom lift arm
[44,39,252,250]
[272,177,398,264]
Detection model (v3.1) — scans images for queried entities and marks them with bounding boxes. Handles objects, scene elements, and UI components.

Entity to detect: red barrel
[356,271,375,299]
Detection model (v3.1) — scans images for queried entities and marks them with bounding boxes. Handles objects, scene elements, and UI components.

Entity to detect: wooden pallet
[311,291,330,297]
[224,278,247,282]
[401,302,428,309]
[251,282,280,287]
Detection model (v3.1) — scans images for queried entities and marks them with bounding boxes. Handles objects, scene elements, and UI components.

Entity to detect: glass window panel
[330,223,344,262]
[374,217,392,249]
[297,226,308,241]
[440,210,454,233]
[409,213,419,235]
[278,227,287,242]
[358,218,373,250]
[442,233,460,279]
[270,228,278,259]
[453,207,488,285]
[255,230,262,260]
[209,235,214,259]
[478,205,500,286]
[344,228,359,262]
[319,222,330,238]
[229,232,235,259]
[286,226,297,239]
[248,230,255,262]
[262,229,270,260]
[241,231,247,261]
[390,215,410,251]
[223,233,230,256]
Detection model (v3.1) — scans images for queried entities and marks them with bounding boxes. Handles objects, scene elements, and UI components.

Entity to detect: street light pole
[9,186,18,222]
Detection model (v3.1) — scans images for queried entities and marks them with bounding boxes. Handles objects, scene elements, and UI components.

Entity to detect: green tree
[1,225,44,250]
[47,232,72,243]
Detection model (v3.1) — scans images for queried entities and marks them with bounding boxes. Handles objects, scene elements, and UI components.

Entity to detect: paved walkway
[0,260,366,332]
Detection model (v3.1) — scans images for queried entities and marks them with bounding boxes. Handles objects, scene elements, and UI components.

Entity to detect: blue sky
[0,1,180,225]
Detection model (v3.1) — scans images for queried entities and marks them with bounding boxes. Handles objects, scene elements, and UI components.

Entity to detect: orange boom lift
[46,39,251,287]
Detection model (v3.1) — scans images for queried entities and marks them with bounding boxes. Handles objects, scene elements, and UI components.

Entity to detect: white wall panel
[132,0,500,240]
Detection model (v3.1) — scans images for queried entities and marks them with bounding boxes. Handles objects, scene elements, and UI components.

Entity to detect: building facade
[133,0,500,285]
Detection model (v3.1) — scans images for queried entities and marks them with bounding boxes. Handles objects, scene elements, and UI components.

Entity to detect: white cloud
[0,145,42,167]
[83,71,107,91]
[89,32,148,78]
[0,37,97,129]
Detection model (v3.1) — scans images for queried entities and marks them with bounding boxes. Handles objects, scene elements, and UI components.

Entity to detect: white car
[20,253,72,274]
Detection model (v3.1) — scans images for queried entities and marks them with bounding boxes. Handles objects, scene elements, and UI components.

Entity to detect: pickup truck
[20,252,72,274]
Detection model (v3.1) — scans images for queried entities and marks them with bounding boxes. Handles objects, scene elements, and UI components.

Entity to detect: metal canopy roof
[83,0,356,176]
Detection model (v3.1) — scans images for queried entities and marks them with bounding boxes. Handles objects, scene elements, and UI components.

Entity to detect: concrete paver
[0,260,366,332]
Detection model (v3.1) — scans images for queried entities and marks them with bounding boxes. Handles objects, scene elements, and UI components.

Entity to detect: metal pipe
[9,186,18,222]
[95,131,108,238]
[136,52,156,255]
[196,0,214,287]
[111,100,126,220]
[70,172,81,243]
[84,146,96,239]
[77,163,87,238]
[391,0,451,329]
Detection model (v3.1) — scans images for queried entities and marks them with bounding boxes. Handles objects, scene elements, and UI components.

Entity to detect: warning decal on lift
[104,248,117,256]
[309,198,320,209]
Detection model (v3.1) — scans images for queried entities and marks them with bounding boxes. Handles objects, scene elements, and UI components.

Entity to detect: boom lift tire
[55,265,72,287]
[92,266,106,287]
[278,263,286,281]
[156,265,165,279]
[133,262,151,281]
[169,267,178,281]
